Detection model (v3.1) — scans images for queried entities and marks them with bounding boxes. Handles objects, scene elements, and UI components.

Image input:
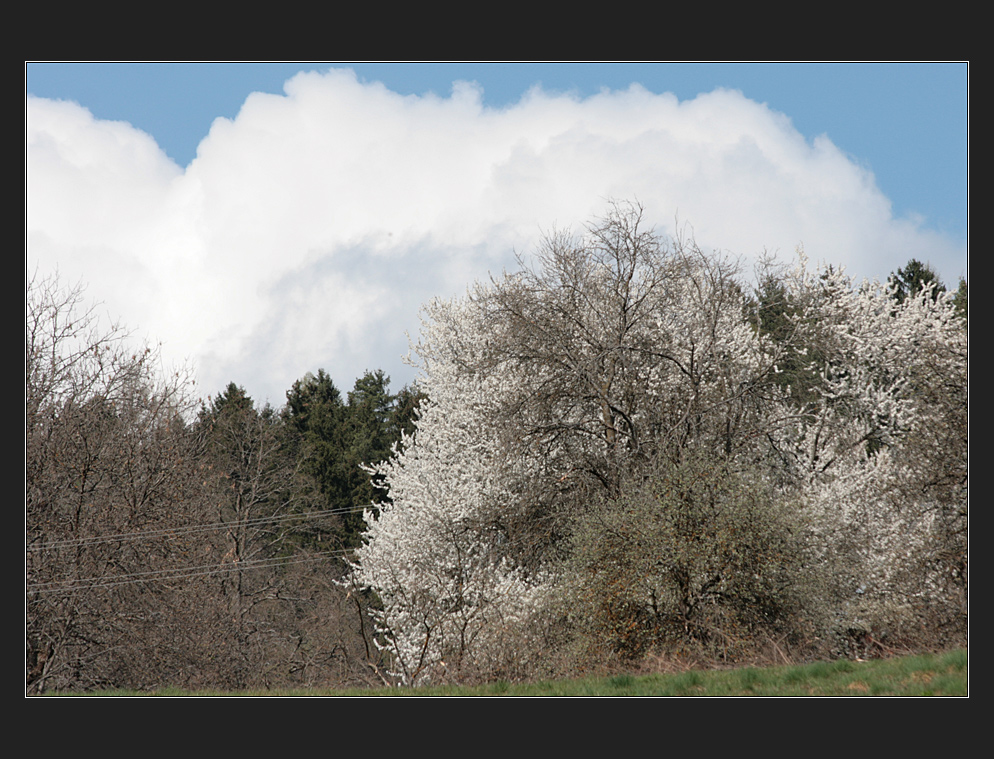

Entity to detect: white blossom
[354,206,967,679]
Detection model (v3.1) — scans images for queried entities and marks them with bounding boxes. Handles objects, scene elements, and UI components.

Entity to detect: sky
[26,62,969,407]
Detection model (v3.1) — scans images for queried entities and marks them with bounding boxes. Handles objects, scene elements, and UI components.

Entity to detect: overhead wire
[28,548,354,594]
[26,503,373,553]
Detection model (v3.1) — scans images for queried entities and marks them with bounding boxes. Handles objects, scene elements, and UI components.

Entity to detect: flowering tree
[779,261,969,649]
[353,295,552,684]
[354,203,968,680]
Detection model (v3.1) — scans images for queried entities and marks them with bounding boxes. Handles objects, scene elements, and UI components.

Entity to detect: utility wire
[26,504,375,553]
[26,504,565,595]
[27,548,355,594]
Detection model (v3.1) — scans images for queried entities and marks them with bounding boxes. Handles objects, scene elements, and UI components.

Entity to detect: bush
[566,452,809,661]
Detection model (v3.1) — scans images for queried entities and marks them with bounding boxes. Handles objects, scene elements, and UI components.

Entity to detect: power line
[26,504,565,595]
[27,549,355,594]
[26,504,374,553]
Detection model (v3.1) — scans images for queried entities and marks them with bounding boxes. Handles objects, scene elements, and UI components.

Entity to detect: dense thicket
[354,203,968,684]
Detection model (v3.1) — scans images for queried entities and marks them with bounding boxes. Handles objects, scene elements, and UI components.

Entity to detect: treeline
[26,272,422,692]
[26,205,968,691]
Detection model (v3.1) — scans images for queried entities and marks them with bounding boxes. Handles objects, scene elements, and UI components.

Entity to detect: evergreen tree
[283,370,349,550]
[284,369,416,549]
[888,258,946,304]
[391,383,427,445]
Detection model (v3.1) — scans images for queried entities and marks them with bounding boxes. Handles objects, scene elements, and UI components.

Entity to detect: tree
[354,203,968,681]
[568,451,807,660]
[355,203,798,680]
[776,254,969,653]
[195,383,320,686]
[747,264,826,407]
[285,369,422,549]
[26,271,212,692]
[390,383,427,445]
[282,369,428,684]
[353,334,550,684]
[888,258,945,304]
[953,277,968,324]
[338,370,398,535]
[283,370,350,552]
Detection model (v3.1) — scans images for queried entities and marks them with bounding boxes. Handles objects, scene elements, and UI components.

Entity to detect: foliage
[28,207,966,691]
[354,203,969,684]
[952,277,968,323]
[285,369,423,550]
[353,336,551,683]
[568,452,808,661]
[781,256,969,653]
[887,258,945,304]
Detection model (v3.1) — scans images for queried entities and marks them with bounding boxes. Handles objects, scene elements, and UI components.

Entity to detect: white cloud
[27,70,965,406]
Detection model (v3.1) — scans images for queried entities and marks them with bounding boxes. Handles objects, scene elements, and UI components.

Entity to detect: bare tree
[26,271,215,692]
[195,384,336,687]
[27,273,397,691]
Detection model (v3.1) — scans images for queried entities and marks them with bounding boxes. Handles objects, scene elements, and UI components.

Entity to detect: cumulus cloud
[26,69,965,405]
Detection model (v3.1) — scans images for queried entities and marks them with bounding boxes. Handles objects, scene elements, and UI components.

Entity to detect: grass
[43,648,967,697]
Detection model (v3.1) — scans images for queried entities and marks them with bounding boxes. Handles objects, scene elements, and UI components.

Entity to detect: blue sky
[26,62,969,405]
